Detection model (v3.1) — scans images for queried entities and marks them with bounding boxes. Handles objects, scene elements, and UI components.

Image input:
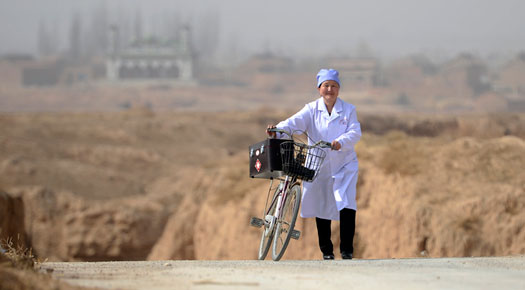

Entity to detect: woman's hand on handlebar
[266,125,277,138]
[319,140,341,150]
[331,140,341,150]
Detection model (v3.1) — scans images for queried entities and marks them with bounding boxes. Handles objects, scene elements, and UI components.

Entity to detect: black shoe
[323,254,335,260]
[341,252,353,260]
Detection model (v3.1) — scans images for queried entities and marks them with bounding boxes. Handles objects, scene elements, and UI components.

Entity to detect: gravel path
[41,256,525,290]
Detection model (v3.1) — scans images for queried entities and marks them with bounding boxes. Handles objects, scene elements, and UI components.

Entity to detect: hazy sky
[1,0,525,61]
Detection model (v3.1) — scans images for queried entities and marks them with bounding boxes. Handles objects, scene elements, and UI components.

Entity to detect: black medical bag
[249,138,291,179]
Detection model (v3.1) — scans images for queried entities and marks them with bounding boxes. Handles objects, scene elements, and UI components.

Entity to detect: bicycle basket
[280,141,326,182]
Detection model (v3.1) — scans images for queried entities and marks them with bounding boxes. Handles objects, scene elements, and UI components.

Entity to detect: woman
[267,68,361,260]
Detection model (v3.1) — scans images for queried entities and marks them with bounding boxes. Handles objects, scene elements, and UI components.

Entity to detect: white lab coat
[276,97,361,220]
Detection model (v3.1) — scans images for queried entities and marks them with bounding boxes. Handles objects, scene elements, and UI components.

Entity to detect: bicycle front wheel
[271,183,301,261]
[258,184,280,260]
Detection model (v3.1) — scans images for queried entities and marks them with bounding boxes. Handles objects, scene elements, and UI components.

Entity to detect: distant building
[384,54,436,89]
[233,53,295,90]
[106,25,194,83]
[0,54,34,87]
[493,52,525,101]
[441,53,491,97]
[22,60,63,86]
[491,52,525,111]
[19,58,96,87]
[326,57,382,90]
[236,53,293,75]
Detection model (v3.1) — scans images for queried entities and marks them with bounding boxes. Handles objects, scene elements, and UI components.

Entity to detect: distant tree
[163,12,181,41]
[134,9,143,43]
[356,40,374,58]
[411,54,438,75]
[518,51,525,62]
[37,20,53,57]
[193,9,220,64]
[115,8,132,52]
[69,12,83,62]
[85,1,109,58]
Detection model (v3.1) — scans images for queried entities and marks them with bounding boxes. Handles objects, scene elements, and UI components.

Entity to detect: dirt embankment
[1,111,524,262]
[150,134,525,260]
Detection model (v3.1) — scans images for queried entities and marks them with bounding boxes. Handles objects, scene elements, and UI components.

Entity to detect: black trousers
[315,208,356,255]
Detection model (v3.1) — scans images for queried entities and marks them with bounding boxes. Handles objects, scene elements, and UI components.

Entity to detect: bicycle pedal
[250,217,264,228]
[290,229,301,240]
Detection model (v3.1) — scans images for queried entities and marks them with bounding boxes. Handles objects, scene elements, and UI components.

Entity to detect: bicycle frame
[265,175,297,224]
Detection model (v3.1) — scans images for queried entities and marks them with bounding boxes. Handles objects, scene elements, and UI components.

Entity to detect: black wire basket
[280,141,326,182]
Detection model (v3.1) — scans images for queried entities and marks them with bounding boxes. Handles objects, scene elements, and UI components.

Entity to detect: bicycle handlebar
[267,127,288,134]
[268,128,332,149]
[315,141,332,149]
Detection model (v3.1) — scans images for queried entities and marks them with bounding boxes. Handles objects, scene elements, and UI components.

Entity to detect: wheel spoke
[258,184,282,260]
[271,184,302,261]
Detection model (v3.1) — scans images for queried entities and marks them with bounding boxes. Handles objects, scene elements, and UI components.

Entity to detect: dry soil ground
[41,256,525,290]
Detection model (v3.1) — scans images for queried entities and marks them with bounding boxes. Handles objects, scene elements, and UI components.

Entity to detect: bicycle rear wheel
[258,184,280,260]
[271,183,301,261]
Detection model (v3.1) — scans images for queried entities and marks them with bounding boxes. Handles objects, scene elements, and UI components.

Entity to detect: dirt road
[41,256,525,290]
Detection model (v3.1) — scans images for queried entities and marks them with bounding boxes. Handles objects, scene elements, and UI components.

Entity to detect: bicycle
[249,128,331,261]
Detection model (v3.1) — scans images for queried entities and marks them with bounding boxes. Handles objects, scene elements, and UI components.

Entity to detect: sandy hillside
[1,109,525,262]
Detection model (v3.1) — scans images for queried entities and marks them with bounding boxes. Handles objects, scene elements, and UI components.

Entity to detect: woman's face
[318,80,340,105]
